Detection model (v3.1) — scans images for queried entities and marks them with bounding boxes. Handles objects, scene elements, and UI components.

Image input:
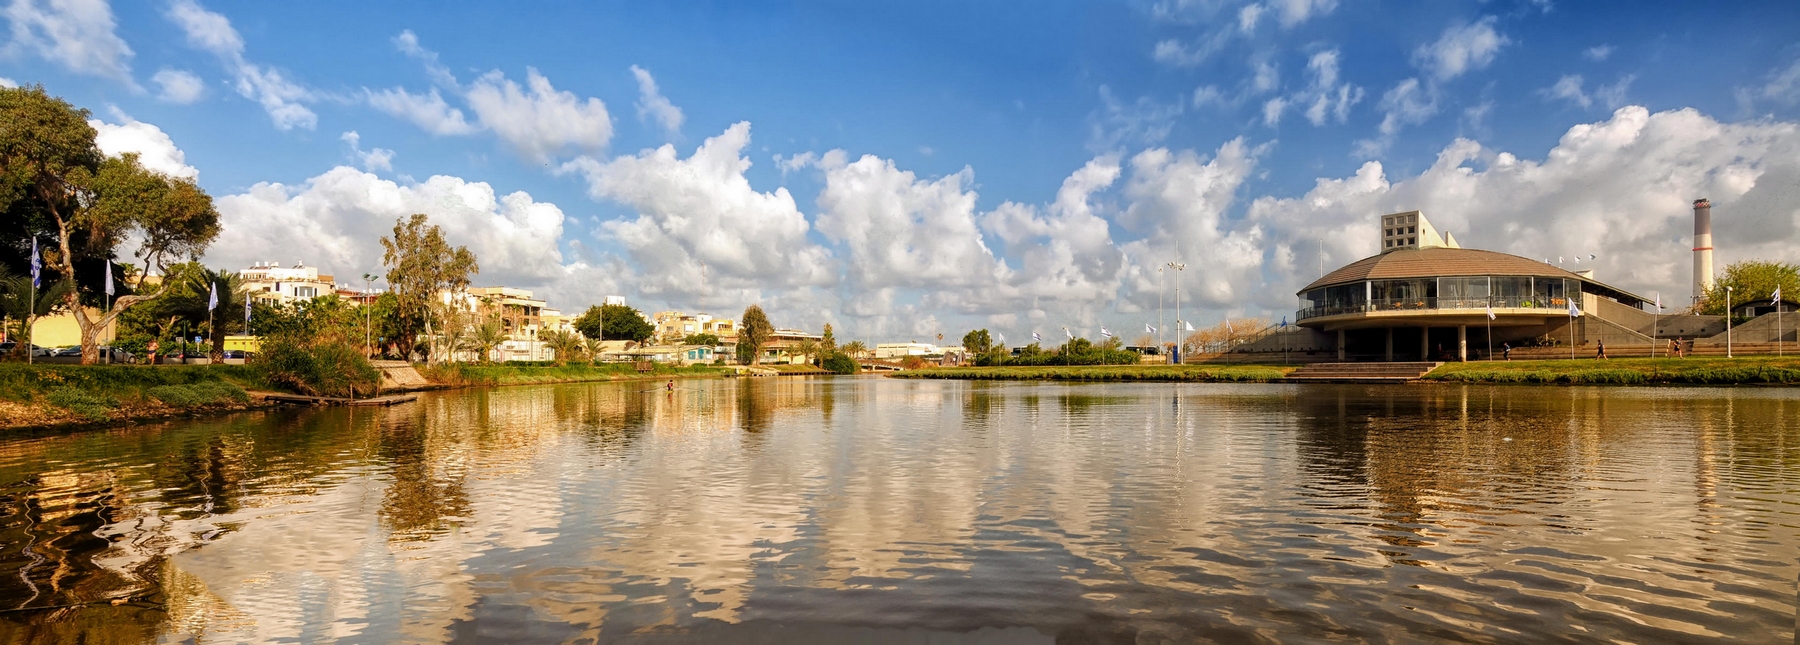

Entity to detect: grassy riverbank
[419,362,725,387]
[892,364,1296,382]
[1423,356,1800,385]
[0,363,269,429]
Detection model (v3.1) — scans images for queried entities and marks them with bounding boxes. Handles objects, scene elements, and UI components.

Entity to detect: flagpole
[1485,298,1492,361]
[1652,293,1660,358]
[1568,303,1575,361]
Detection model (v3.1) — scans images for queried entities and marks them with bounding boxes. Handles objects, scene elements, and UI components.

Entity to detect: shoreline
[889,356,1800,386]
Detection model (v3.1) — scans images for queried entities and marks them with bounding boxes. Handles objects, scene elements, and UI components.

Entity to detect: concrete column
[1337,329,1346,361]
[1420,327,1430,361]
[1457,325,1467,362]
[1384,328,1394,362]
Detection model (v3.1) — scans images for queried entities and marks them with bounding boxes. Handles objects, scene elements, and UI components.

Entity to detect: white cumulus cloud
[206,167,573,290]
[152,68,204,103]
[466,68,613,162]
[166,0,316,130]
[365,86,477,135]
[630,65,683,136]
[89,115,198,179]
[562,122,832,304]
[339,131,394,172]
[1414,16,1508,81]
[3,0,134,83]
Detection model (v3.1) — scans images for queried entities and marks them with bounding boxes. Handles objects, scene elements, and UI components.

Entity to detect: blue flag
[29,238,39,288]
[1280,316,1288,328]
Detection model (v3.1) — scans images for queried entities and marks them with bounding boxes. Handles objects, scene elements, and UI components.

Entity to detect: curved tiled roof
[1300,248,1583,293]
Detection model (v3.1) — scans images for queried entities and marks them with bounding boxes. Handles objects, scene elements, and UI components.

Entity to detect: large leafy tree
[1,85,221,363]
[572,303,654,343]
[961,329,992,354]
[380,213,478,362]
[1699,260,1799,316]
[737,305,773,365]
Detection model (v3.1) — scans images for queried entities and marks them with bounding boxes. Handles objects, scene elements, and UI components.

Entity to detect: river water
[0,378,1794,643]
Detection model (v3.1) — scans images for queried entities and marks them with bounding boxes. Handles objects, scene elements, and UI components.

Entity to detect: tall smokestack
[1693,198,1714,304]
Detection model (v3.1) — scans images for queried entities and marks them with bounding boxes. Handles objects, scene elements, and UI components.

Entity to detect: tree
[167,264,248,362]
[582,336,606,363]
[541,328,585,365]
[738,305,773,365]
[462,319,507,363]
[0,271,74,360]
[962,329,992,354]
[1699,260,1799,316]
[682,332,720,346]
[572,303,654,343]
[2,86,222,364]
[381,213,478,363]
[821,323,837,355]
[794,339,821,365]
[841,340,868,359]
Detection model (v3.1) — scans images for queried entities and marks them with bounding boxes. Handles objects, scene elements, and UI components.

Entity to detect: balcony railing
[1297,295,1576,321]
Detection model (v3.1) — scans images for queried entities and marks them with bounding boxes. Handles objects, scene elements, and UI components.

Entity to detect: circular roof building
[1291,211,1654,361]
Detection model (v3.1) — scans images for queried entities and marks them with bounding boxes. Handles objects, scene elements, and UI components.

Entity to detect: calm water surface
[0,378,1794,643]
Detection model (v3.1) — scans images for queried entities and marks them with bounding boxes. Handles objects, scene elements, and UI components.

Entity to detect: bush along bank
[892,364,1296,382]
[0,363,265,430]
[419,362,725,388]
[1422,356,1800,385]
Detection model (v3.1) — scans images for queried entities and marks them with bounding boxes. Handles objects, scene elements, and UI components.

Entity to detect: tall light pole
[362,272,377,358]
[1726,286,1733,358]
[1157,265,1166,355]
[1167,261,1185,361]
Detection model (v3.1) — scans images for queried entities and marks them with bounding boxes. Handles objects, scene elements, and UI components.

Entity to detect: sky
[5,0,1800,342]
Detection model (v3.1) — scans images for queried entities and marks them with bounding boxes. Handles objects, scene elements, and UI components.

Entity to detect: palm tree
[841,340,868,360]
[541,329,585,365]
[583,337,606,364]
[462,319,507,363]
[794,339,821,365]
[0,271,75,361]
[171,265,249,362]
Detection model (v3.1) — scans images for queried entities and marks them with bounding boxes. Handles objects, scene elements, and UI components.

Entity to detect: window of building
[1407,226,1415,233]
[1407,237,1415,245]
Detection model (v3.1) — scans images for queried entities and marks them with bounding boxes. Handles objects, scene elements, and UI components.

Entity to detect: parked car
[53,347,83,357]
[222,350,249,359]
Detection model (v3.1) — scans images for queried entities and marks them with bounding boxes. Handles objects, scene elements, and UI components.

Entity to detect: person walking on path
[1669,338,1682,358]
[1595,339,1608,359]
[1502,342,1512,361]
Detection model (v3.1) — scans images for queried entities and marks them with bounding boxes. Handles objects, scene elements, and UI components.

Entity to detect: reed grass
[1423,356,1800,385]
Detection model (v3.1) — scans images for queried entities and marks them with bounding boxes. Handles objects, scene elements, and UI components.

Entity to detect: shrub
[45,387,116,421]
[821,353,859,375]
[255,335,381,398]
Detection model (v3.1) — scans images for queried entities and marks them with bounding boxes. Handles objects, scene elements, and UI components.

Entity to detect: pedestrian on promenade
[1668,338,1681,358]
[1596,339,1607,359]
[1502,342,1512,361]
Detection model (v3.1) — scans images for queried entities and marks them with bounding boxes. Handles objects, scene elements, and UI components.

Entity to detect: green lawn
[891,364,1296,382]
[0,363,266,426]
[1423,356,1800,384]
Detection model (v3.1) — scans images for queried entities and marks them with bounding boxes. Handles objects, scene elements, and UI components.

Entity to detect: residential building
[239,261,335,304]
[651,311,737,343]
[874,342,942,359]
[468,286,551,361]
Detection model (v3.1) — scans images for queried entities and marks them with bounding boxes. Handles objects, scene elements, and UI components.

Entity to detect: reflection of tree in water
[962,382,999,430]
[377,419,470,541]
[737,380,775,435]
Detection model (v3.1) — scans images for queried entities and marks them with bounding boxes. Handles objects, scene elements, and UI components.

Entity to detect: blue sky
[6,0,1799,340]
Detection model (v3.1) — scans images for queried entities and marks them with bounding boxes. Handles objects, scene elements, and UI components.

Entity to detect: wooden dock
[260,393,419,407]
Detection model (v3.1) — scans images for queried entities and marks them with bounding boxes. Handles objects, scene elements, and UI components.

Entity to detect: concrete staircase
[1284,362,1441,383]
[372,360,431,390]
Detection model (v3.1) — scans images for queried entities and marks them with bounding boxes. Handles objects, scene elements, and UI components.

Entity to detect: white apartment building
[240,262,335,304]
[874,342,943,359]
[651,311,736,343]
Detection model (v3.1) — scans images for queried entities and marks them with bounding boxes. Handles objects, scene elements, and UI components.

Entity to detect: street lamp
[1167,262,1185,361]
[362,272,383,358]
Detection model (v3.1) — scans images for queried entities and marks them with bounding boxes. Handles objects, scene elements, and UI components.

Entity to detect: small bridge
[858,360,905,371]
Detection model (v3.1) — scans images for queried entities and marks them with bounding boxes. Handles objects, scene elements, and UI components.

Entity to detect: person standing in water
[667,380,675,392]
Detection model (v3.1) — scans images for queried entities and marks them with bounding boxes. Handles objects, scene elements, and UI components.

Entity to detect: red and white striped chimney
[1693,198,1714,304]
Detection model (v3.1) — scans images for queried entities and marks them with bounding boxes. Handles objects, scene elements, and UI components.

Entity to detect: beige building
[468,286,552,361]
[651,311,736,344]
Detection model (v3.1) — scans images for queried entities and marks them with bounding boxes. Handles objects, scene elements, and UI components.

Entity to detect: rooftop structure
[1380,211,1459,254]
[240,261,334,303]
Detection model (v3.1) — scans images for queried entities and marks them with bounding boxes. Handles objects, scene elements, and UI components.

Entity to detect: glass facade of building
[1300,276,1582,321]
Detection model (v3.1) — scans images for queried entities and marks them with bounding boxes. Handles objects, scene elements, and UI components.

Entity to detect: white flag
[1654,292,1662,312]
[103,260,113,296]
[1184,320,1195,332]
[1032,331,1041,342]
[1486,303,1495,320]
[1774,286,1783,306]
[1567,298,1582,318]
[1063,327,1073,340]
[1558,256,1564,264]
[1145,323,1156,334]
[1100,327,1112,338]
[1225,319,1233,334]
[995,332,1006,345]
